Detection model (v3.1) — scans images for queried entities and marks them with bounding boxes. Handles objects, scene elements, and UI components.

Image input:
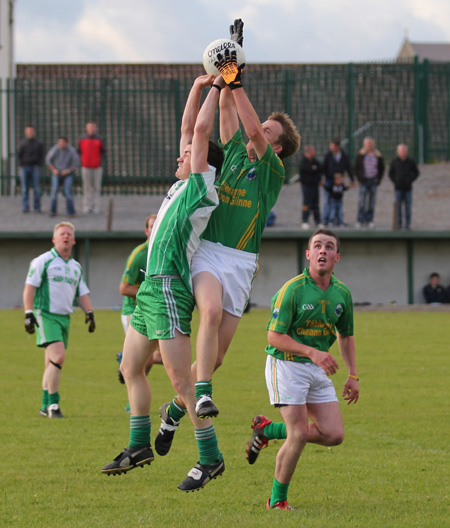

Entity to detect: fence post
[347,63,355,160]
[284,68,293,181]
[414,57,429,164]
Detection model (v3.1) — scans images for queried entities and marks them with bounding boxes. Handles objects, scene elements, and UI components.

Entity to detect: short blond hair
[53,222,75,237]
[268,112,301,160]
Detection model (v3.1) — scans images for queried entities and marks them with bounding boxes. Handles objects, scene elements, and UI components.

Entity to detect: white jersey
[25,248,90,314]
[146,166,219,293]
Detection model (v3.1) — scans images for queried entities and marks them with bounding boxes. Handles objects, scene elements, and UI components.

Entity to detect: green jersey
[202,129,285,253]
[25,248,90,315]
[121,240,148,316]
[146,167,219,293]
[266,268,354,363]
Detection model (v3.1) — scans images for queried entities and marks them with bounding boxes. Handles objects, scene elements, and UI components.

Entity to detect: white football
[202,38,246,76]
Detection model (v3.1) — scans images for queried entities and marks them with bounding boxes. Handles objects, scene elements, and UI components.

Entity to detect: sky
[12,0,450,64]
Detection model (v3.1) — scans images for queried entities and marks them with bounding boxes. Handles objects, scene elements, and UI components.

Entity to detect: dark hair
[207,140,224,176]
[58,136,68,142]
[332,138,341,146]
[308,228,341,253]
[429,272,440,279]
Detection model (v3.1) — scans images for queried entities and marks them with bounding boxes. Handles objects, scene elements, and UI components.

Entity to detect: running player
[23,222,95,418]
[101,74,226,492]
[246,229,359,510]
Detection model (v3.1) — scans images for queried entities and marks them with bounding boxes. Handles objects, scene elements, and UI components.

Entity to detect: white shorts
[191,240,258,317]
[265,355,338,405]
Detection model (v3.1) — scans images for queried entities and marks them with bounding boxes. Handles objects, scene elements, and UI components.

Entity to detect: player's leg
[81,168,89,213]
[44,341,66,418]
[191,271,223,417]
[306,401,344,446]
[158,331,224,491]
[267,404,308,509]
[102,326,156,475]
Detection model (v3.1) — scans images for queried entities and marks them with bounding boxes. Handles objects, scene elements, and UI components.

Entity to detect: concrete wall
[2,231,450,310]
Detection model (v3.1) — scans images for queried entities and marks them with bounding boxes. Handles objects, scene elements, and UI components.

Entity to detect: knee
[289,427,308,448]
[199,302,222,329]
[324,430,345,446]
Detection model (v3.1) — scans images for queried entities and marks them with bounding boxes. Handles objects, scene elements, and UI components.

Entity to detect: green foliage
[1,309,448,528]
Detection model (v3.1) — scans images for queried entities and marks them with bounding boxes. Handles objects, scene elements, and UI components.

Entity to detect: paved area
[1,162,449,233]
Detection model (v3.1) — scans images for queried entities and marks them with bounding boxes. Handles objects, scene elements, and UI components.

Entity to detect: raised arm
[180,75,216,156]
[190,78,221,174]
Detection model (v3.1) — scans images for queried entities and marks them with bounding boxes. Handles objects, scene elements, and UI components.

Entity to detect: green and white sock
[48,392,60,406]
[270,478,290,506]
[195,380,212,400]
[167,397,187,423]
[41,389,49,411]
[195,425,222,465]
[129,415,151,447]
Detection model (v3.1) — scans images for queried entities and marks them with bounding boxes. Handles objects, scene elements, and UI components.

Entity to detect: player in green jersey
[102,75,226,491]
[156,20,301,441]
[23,222,96,418]
[245,229,360,510]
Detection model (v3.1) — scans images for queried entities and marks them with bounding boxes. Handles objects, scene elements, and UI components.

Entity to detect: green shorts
[35,310,71,348]
[131,277,195,340]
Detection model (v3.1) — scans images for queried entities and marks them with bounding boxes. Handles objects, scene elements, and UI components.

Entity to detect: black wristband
[211,84,222,92]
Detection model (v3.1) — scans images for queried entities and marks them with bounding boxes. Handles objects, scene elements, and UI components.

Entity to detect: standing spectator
[388,144,419,230]
[324,172,349,227]
[321,138,354,226]
[78,122,105,214]
[422,272,448,304]
[17,125,45,214]
[299,145,322,229]
[245,229,359,510]
[354,137,385,229]
[22,222,95,418]
[45,137,80,218]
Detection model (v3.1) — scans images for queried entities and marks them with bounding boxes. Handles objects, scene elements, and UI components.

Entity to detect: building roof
[397,38,450,62]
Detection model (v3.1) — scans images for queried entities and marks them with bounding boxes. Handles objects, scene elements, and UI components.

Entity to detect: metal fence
[1,58,449,196]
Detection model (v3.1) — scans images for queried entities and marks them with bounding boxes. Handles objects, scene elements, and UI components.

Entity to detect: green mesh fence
[1,59,449,196]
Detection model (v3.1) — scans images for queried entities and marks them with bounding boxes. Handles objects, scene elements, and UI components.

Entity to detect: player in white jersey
[102,75,226,492]
[23,222,95,418]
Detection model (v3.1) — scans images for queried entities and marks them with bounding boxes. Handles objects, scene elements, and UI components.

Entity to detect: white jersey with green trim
[146,166,219,293]
[25,248,90,314]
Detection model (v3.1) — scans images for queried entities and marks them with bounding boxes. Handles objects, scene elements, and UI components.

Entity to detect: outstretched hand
[194,74,215,89]
[229,18,244,47]
[214,49,245,90]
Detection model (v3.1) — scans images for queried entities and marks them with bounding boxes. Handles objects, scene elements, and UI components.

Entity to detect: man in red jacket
[78,122,105,214]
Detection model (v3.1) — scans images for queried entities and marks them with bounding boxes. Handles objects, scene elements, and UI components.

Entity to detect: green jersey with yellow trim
[121,240,148,316]
[201,129,285,253]
[266,268,354,363]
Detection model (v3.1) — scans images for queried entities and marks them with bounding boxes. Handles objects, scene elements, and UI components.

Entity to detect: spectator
[423,272,448,304]
[17,125,45,213]
[324,172,349,227]
[321,138,354,226]
[388,144,419,230]
[45,137,80,218]
[354,137,385,229]
[78,122,105,214]
[299,145,322,229]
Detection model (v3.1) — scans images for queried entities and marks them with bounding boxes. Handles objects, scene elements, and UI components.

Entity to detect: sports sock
[48,392,60,406]
[129,415,151,447]
[270,478,290,506]
[167,397,187,423]
[195,380,212,399]
[41,389,49,411]
[195,425,222,465]
[264,421,287,440]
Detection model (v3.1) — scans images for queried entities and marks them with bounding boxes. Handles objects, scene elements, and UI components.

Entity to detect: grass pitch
[1,308,449,528]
